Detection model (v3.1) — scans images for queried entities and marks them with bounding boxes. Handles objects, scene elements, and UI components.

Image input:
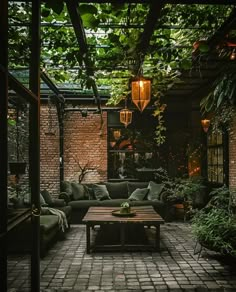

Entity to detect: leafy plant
[191,186,236,257]
[152,98,167,146]
[120,201,130,213]
[8,107,28,163]
[200,72,236,133]
[178,177,205,200]
[154,168,206,206]
[121,202,130,208]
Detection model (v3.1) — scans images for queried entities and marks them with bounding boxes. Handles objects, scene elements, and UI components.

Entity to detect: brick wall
[40,104,60,194]
[229,113,236,188]
[40,105,108,194]
[63,110,107,183]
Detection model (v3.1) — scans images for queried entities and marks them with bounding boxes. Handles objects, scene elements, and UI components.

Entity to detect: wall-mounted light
[131,76,151,112]
[201,119,210,133]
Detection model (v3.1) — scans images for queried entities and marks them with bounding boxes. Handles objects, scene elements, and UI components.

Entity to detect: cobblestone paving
[7,223,236,292]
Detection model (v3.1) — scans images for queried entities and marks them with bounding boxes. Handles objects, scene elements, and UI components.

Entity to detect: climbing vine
[8,2,234,143]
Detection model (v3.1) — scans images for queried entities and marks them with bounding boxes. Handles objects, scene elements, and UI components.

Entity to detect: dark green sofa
[59,181,168,224]
[8,191,72,257]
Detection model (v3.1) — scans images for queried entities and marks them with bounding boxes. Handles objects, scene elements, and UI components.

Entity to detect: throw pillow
[93,184,111,201]
[105,181,128,199]
[61,181,73,197]
[41,189,53,206]
[40,194,47,206]
[147,181,164,201]
[127,182,149,196]
[128,188,149,201]
[71,182,86,200]
[84,185,95,200]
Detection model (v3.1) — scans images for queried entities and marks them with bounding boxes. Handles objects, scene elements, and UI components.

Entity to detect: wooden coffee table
[82,206,164,253]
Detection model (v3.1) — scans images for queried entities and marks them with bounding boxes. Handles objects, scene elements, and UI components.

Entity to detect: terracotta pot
[174,203,185,219]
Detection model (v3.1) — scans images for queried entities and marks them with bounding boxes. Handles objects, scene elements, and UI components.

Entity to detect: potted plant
[120,202,131,214]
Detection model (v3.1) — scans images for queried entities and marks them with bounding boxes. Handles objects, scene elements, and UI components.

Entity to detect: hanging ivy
[200,72,236,133]
[8,2,235,142]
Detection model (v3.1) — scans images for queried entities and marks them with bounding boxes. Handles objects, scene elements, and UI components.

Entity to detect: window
[207,131,228,185]
[107,112,157,180]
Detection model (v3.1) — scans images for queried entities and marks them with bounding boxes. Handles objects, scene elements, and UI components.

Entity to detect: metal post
[29,0,41,291]
[0,0,8,291]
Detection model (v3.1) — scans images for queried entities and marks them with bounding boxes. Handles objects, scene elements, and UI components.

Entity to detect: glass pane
[108,152,137,179]
[218,147,223,164]
[7,92,31,291]
[207,130,224,184]
[217,133,223,144]
[8,100,30,205]
[218,166,223,184]
[208,166,212,181]
[9,2,32,87]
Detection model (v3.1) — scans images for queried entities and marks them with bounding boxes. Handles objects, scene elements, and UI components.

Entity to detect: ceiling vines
[9,2,233,95]
[8,1,236,144]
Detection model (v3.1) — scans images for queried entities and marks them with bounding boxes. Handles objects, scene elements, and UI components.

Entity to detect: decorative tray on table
[111,210,136,217]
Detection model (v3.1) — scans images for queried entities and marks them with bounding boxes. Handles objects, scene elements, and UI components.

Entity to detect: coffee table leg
[155,224,160,251]
[120,224,125,250]
[86,224,91,254]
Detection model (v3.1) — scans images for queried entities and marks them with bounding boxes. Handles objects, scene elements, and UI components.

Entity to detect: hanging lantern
[113,129,121,140]
[120,107,132,128]
[131,77,151,112]
[201,119,210,133]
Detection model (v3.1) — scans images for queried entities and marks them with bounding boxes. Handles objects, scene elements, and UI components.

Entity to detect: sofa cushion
[68,200,102,208]
[84,185,95,200]
[40,215,59,233]
[40,194,47,206]
[61,181,73,197]
[128,188,149,201]
[41,189,54,205]
[105,181,128,199]
[93,184,111,201]
[71,182,87,200]
[99,199,129,207]
[127,182,149,196]
[147,181,164,201]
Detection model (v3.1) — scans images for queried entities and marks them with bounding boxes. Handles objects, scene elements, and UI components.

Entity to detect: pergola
[1,1,236,291]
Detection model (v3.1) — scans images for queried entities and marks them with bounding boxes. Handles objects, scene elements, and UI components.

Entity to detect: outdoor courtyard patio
[7,222,236,292]
[2,1,236,291]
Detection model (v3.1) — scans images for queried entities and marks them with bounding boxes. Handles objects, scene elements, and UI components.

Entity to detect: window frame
[206,130,228,186]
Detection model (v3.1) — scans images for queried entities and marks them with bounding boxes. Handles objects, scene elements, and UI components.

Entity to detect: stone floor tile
[7,223,236,292]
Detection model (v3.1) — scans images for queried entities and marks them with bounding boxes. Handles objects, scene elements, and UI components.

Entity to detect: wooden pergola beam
[65,0,102,111]
[133,1,165,75]
[76,0,236,4]
[11,0,236,3]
